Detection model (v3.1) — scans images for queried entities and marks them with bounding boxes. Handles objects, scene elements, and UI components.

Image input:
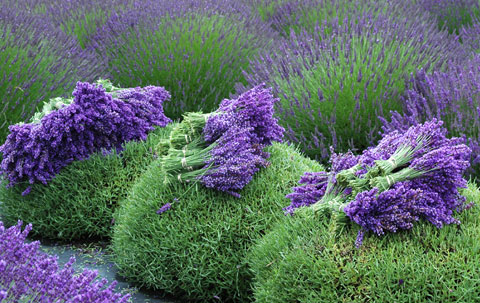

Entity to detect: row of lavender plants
[2,0,480,171]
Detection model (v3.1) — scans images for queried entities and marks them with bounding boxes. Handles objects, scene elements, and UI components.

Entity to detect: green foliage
[247,182,480,303]
[254,0,291,22]
[60,10,110,49]
[249,2,460,161]
[437,6,480,35]
[98,10,272,119]
[0,124,174,241]
[112,142,323,302]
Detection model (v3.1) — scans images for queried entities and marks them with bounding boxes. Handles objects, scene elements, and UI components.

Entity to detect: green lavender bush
[0,124,173,241]
[244,0,464,161]
[92,0,275,119]
[416,0,480,35]
[36,0,134,49]
[247,182,480,303]
[0,4,101,144]
[112,142,323,302]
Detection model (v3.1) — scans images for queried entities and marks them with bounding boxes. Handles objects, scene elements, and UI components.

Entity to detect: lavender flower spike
[157,203,172,215]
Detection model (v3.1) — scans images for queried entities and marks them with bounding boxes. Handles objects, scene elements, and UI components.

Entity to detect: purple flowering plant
[418,0,480,34]
[157,84,284,198]
[0,2,102,144]
[0,80,171,193]
[461,19,480,53]
[285,120,472,247]
[243,0,465,162]
[381,54,480,175]
[91,0,276,119]
[0,220,131,302]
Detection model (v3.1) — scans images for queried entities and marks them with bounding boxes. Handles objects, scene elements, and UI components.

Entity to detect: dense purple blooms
[204,84,284,145]
[199,84,284,197]
[283,172,329,214]
[161,84,283,197]
[344,185,423,236]
[381,55,480,174]
[0,81,171,189]
[283,149,359,214]
[461,20,480,52]
[201,125,271,198]
[363,119,453,168]
[156,203,172,214]
[0,221,130,302]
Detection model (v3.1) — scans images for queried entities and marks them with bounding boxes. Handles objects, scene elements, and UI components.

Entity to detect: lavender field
[1,0,480,302]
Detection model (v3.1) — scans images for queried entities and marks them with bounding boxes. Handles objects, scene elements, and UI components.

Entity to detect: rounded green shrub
[247,182,480,303]
[112,142,323,302]
[253,0,371,37]
[0,124,174,241]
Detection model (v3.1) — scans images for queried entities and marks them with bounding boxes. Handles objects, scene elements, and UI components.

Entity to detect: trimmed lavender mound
[247,182,480,303]
[0,81,172,241]
[112,141,323,302]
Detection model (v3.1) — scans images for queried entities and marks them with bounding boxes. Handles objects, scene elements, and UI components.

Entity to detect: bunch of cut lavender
[159,83,284,197]
[285,120,471,247]
[0,220,130,302]
[0,80,171,193]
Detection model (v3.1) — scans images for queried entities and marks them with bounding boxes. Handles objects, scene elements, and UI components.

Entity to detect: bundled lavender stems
[285,120,471,247]
[0,221,130,302]
[0,80,171,193]
[158,84,284,197]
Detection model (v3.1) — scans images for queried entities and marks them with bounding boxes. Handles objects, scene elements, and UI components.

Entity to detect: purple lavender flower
[200,125,270,198]
[204,83,285,145]
[286,120,471,247]
[284,149,359,214]
[0,220,130,302]
[157,203,172,214]
[284,172,329,214]
[461,20,480,52]
[194,84,284,197]
[0,81,171,189]
[0,3,102,144]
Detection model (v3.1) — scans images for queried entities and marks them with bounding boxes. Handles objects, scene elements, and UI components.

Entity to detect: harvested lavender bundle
[283,149,359,214]
[0,80,171,191]
[158,84,284,197]
[286,120,471,247]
